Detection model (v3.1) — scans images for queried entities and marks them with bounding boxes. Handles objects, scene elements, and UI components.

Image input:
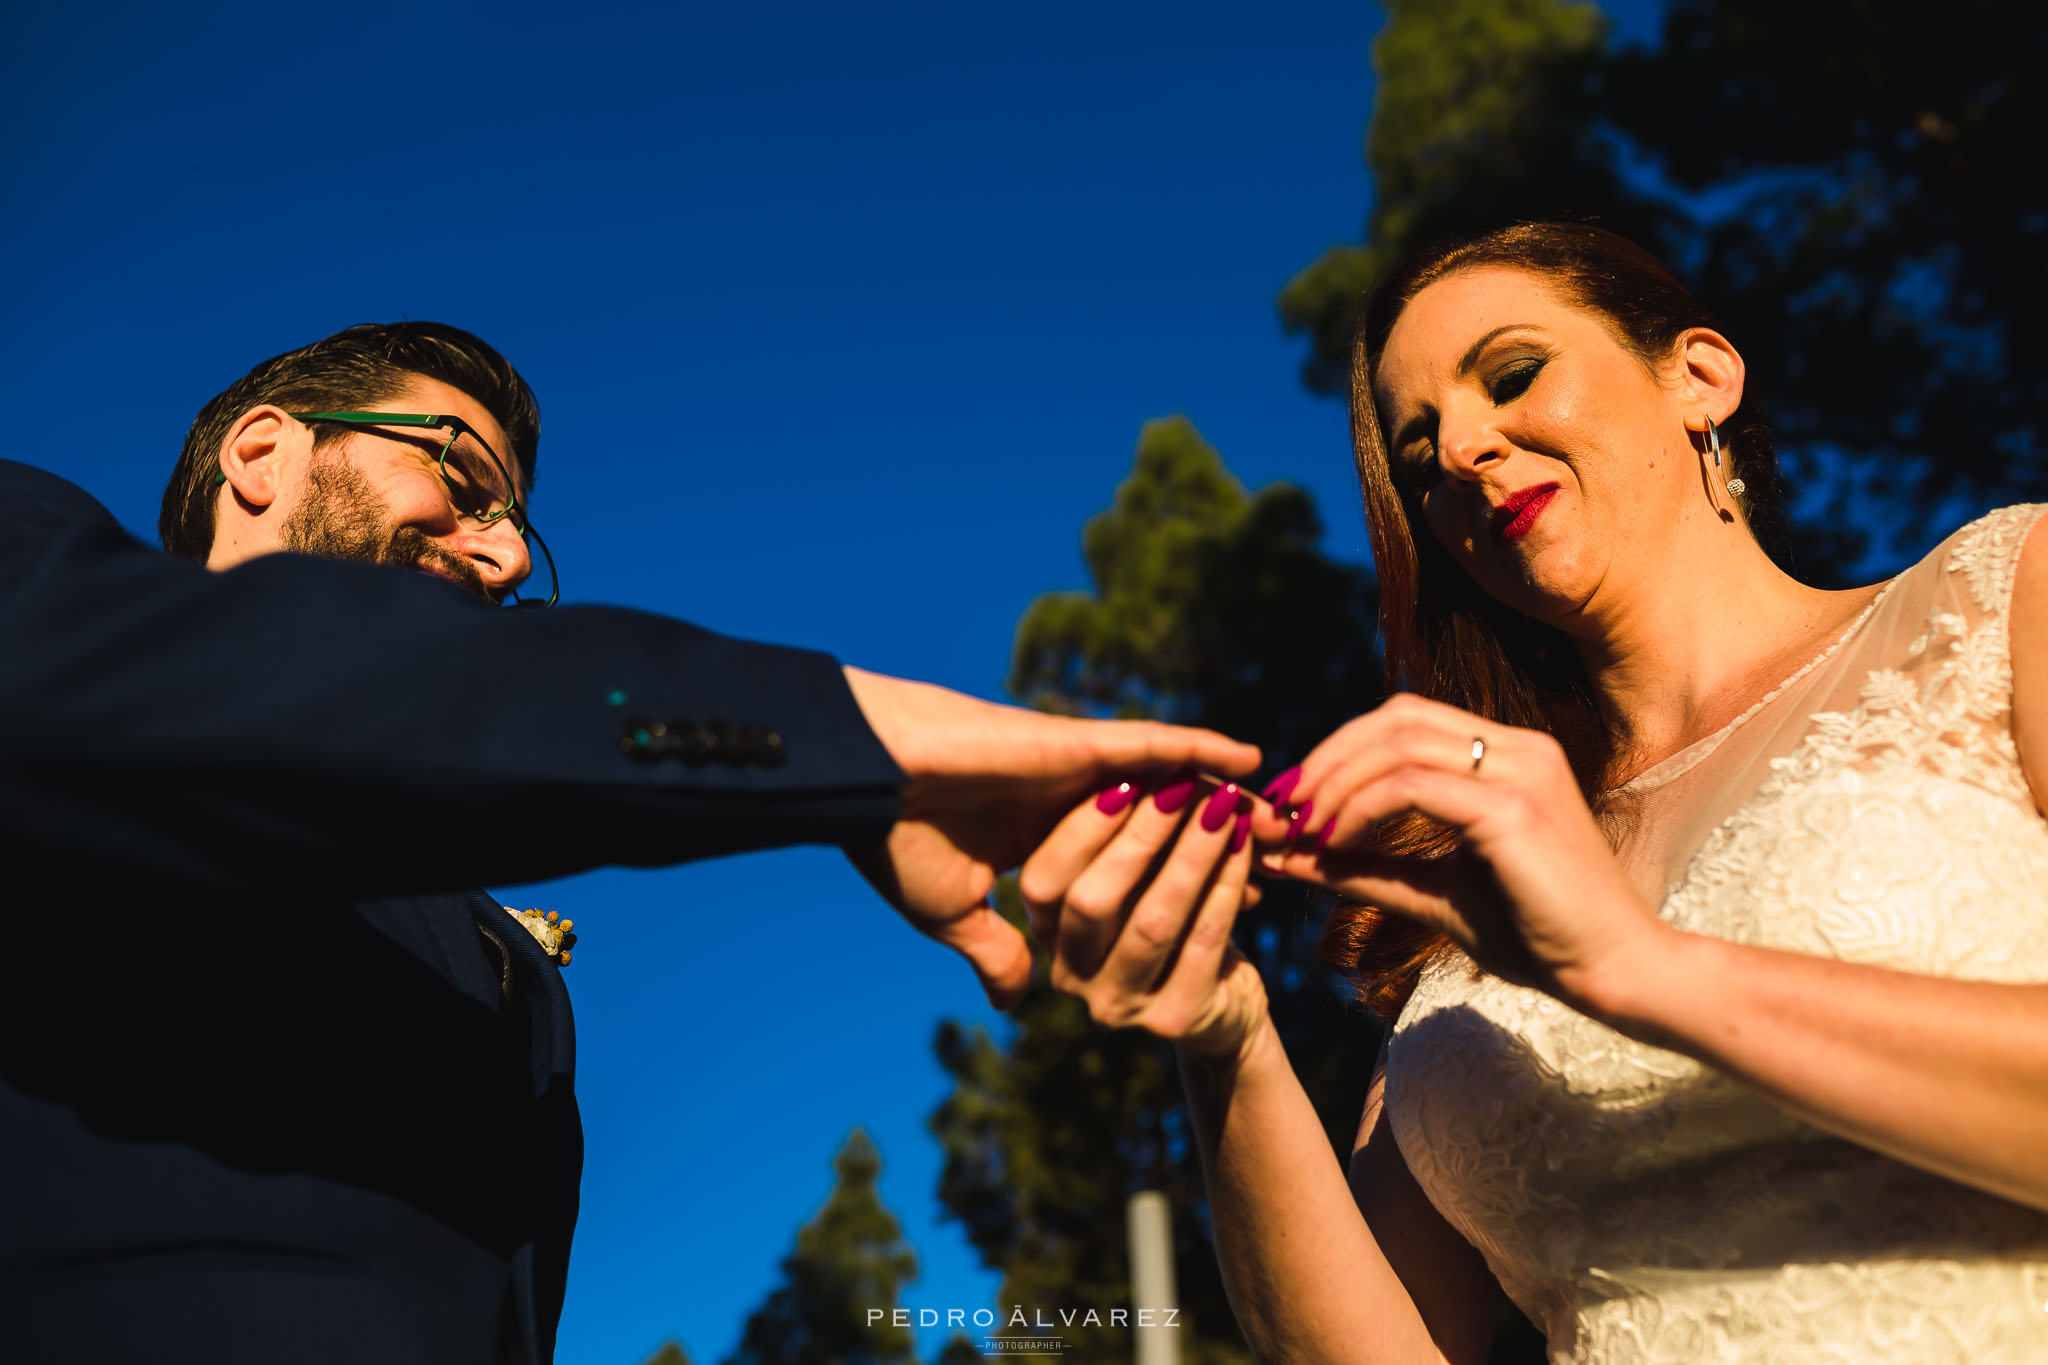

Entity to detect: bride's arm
[1567,524,2048,1212]
[1180,1027,1501,1365]
[1578,926,2048,1210]
[1021,788,1501,1364]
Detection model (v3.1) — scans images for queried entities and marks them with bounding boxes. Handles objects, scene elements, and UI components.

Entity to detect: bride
[1020,223,2048,1363]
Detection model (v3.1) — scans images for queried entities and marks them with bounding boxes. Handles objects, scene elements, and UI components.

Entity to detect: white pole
[1126,1191,1182,1365]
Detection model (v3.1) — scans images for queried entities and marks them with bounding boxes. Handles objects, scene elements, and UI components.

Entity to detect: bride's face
[1374,266,1705,633]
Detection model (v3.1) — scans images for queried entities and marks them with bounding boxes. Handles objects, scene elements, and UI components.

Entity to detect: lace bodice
[1384,507,2048,1363]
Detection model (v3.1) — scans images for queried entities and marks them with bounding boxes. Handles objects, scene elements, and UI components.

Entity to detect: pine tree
[723,1130,921,1365]
[1279,0,1632,397]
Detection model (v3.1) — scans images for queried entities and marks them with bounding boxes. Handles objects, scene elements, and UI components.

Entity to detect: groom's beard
[281,459,494,604]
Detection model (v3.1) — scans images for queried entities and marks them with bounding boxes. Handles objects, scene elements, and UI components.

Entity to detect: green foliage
[723,1130,921,1365]
[1010,416,1384,764]
[934,417,1388,1362]
[1278,0,1650,395]
[1281,0,2048,574]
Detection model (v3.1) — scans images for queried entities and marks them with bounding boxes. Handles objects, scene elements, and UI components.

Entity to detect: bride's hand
[1254,693,1674,1010]
[1019,776,1270,1065]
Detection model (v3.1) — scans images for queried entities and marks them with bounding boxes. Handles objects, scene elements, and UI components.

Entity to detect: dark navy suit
[0,461,905,1363]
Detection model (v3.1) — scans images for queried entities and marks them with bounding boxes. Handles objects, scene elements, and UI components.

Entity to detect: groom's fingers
[1075,720,1261,782]
[930,903,1036,1011]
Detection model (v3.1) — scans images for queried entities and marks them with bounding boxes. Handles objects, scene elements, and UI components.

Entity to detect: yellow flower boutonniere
[503,906,577,966]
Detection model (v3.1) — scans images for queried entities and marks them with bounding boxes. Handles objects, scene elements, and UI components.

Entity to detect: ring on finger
[1470,736,1487,774]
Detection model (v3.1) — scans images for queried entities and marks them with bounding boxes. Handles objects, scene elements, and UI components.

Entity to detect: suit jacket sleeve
[0,460,906,900]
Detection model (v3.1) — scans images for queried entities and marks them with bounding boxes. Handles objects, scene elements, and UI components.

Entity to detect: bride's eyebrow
[1457,324,1548,376]
[1379,324,1553,455]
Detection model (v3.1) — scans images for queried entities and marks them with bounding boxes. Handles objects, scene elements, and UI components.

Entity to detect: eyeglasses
[290,410,557,608]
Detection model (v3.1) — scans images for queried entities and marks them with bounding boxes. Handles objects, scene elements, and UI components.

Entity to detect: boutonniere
[503,906,577,966]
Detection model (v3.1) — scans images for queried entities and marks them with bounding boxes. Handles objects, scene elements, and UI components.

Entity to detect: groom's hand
[841,667,1260,1009]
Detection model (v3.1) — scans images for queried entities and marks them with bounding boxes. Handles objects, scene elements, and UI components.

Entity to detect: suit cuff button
[678,720,714,764]
[619,718,663,760]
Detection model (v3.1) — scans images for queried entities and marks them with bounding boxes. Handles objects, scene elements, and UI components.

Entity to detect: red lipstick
[1490,483,1560,543]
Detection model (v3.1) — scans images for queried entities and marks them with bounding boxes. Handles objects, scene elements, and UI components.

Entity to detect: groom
[0,321,1258,1365]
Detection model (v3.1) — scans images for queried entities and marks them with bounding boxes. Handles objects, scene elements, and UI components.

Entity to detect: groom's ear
[206,405,323,569]
[215,405,304,512]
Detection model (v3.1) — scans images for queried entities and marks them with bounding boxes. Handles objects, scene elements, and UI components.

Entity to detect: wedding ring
[1470,736,1487,774]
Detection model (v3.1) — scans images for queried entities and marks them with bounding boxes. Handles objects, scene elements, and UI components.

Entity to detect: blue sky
[2,2,1663,1360]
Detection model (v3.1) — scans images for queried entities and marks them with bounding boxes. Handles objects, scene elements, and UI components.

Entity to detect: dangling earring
[1706,416,1745,498]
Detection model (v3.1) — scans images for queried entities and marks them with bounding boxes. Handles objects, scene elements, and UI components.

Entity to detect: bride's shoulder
[1908,504,2048,616]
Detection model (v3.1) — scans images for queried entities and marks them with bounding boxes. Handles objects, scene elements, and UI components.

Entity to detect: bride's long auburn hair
[1320,222,1785,1018]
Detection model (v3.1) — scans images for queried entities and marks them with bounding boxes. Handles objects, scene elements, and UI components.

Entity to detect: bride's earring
[1706,416,1745,498]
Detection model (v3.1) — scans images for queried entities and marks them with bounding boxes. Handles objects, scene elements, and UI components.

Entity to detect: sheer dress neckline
[1599,574,1902,799]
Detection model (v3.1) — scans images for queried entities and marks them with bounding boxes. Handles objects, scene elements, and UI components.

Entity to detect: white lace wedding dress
[1383,506,2048,1363]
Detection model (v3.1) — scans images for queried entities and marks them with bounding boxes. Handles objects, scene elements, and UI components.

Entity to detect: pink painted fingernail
[1152,774,1198,814]
[1260,766,1302,805]
[1284,800,1314,844]
[1312,820,1334,852]
[1229,808,1253,854]
[1095,779,1142,815]
[1200,782,1240,833]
